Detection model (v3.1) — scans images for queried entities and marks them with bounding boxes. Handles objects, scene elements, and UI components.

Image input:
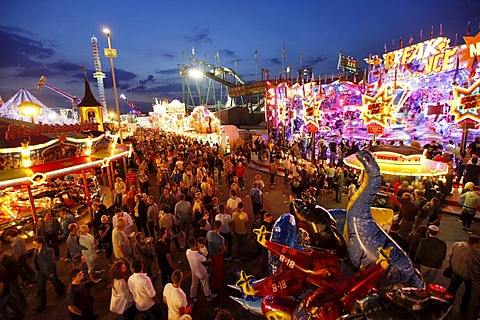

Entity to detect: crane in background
[36,75,79,121]
[91,35,108,120]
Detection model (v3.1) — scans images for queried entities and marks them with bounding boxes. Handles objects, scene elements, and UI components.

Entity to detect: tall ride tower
[91,35,108,120]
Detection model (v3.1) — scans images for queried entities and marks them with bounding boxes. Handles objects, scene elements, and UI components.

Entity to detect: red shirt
[235,165,246,178]
[126,172,138,185]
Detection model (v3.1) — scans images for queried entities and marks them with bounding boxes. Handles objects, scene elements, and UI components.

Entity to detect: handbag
[442,266,452,279]
[110,284,128,314]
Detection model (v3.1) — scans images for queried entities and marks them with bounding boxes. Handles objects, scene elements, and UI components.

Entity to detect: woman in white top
[110,260,136,320]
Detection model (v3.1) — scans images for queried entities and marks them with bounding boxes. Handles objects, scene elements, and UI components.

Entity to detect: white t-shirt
[163,283,188,320]
[226,197,242,215]
[215,213,232,233]
[186,249,208,278]
[127,272,156,311]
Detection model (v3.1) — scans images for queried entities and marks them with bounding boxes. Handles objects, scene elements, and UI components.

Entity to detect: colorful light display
[450,79,480,123]
[360,87,396,127]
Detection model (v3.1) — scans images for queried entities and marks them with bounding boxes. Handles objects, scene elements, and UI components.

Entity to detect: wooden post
[106,163,114,191]
[26,184,38,224]
[82,170,93,221]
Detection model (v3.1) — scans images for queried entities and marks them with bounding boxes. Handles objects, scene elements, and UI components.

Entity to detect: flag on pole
[430,26,434,39]
[420,29,423,41]
[467,21,471,35]
[384,43,387,53]
[439,24,443,36]
[254,49,258,65]
[399,37,403,48]
[282,44,286,60]
[409,34,413,45]
[454,33,458,46]
[192,47,195,56]
[300,50,304,68]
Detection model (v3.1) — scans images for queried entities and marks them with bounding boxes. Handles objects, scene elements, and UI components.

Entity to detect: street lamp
[103,27,127,175]
[19,101,41,123]
[102,27,123,145]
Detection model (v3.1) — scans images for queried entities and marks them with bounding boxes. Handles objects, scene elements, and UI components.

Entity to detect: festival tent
[0,88,67,124]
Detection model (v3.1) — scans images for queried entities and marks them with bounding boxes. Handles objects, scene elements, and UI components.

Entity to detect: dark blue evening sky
[1,0,479,113]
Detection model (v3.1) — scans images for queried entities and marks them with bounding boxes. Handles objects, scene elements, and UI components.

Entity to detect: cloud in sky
[304,55,328,68]
[155,68,178,75]
[182,26,213,46]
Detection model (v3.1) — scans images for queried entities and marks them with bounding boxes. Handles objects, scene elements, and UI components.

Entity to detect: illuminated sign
[337,54,359,72]
[360,87,396,126]
[367,123,384,135]
[450,79,480,123]
[463,31,480,69]
[382,37,458,75]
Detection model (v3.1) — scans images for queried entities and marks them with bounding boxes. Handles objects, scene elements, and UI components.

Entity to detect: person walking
[78,224,100,283]
[109,260,136,320]
[128,259,161,320]
[67,223,87,258]
[459,186,480,233]
[235,161,246,190]
[207,220,226,291]
[186,238,216,304]
[154,227,175,286]
[448,235,480,316]
[414,225,447,285]
[132,232,155,278]
[112,217,133,263]
[32,236,66,313]
[113,208,134,234]
[397,192,417,239]
[250,182,263,218]
[268,160,277,185]
[146,196,159,241]
[66,268,95,320]
[133,194,149,237]
[232,202,249,260]
[7,229,36,286]
[114,177,127,208]
[174,194,192,249]
[98,215,114,265]
[59,207,76,260]
[215,204,233,261]
[37,210,62,259]
[333,167,344,203]
[163,269,191,320]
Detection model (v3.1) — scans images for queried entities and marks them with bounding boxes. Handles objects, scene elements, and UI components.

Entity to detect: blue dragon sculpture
[347,150,423,288]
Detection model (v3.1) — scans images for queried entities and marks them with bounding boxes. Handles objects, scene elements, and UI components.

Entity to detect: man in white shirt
[112,207,134,234]
[215,203,233,261]
[128,259,161,319]
[186,238,216,303]
[226,189,242,215]
[163,270,191,320]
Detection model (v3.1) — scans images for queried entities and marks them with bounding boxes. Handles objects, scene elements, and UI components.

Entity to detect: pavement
[10,154,478,320]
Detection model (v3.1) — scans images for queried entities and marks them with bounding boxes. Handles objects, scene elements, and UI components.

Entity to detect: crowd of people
[0,127,480,320]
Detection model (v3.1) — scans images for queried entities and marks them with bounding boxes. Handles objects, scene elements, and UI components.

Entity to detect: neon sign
[382,37,458,75]
[450,80,480,123]
[360,87,396,126]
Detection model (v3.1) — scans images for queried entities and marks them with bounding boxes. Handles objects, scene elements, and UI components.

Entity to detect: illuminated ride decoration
[231,151,452,319]
[344,145,448,177]
[360,86,396,127]
[450,79,480,123]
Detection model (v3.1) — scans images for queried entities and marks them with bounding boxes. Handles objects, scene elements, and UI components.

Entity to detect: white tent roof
[0,88,67,124]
